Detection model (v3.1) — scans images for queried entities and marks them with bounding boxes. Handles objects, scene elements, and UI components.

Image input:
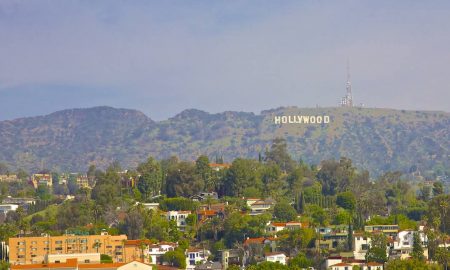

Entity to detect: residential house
[190,192,218,202]
[209,163,231,171]
[266,221,307,234]
[246,199,275,216]
[186,248,210,270]
[316,225,349,251]
[364,225,399,236]
[31,174,53,188]
[353,233,371,260]
[265,252,286,265]
[137,202,159,211]
[164,211,191,232]
[2,197,36,207]
[148,242,177,264]
[391,228,428,260]
[218,249,241,270]
[0,204,19,215]
[243,237,278,264]
[0,174,19,182]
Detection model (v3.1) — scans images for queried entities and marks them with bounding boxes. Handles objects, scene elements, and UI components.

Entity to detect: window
[55,261,60,263]
[55,241,62,244]
[84,260,90,263]
[31,241,37,244]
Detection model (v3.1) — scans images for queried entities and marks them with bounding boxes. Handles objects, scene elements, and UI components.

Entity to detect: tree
[411,232,425,261]
[260,163,283,198]
[435,247,449,269]
[137,157,163,200]
[165,161,204,197]
[385,258,441,270]
[427,195,450,234]
[91,165,121,209]
[36,185,52,201]
[336,191,356,211]
[273,201,297,222]
[223,159,262,197]
[365,233,388,264]
[162,249,186,269]
[93,242,102,253]
[247,261,288,270]
[288,252,313,269]
[123,206,145,240]
[433,181,444,196]
[264,137,295,173]
[196,155,213,191]
[317,157,355,196]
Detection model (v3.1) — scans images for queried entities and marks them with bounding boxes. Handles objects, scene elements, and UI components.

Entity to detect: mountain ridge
[0,106,448,176]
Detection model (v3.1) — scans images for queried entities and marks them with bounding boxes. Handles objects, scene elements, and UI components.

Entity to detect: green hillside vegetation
[0,106,448,178]
[0,139,448,269]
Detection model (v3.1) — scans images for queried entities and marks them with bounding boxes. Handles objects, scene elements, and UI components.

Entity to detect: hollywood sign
[274,115,330,124]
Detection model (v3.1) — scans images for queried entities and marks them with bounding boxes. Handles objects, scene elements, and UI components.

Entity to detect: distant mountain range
[0,106,448,176]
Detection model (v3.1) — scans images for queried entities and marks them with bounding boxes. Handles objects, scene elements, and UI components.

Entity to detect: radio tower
[340,60,353,107]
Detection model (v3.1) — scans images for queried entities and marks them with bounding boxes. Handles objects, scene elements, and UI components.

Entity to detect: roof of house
[330,262,352,267]
[209,163,231,168]
[265,252,286,257]
[125,239,153,246]
[270,222,287,227]
[244,237,266,245]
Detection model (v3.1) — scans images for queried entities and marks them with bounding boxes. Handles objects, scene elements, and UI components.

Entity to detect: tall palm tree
[93,242,102,253]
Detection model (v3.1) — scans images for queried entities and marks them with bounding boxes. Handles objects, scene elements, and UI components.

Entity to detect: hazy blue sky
[1,0,450,120]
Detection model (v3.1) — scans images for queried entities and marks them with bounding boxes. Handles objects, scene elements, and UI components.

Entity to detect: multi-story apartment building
[76,175,90,189]
[8,232,127,265]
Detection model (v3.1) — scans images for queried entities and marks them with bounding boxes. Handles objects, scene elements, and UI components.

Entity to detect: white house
[392,229,428,260]
[265,252,286,265]
[139,202,159,211]
[353,234,371,260]
[0,204,19,214]
[329,262,354,270]
[186,248,210,270]
[247,199,274,215]
[147,242,177,264]
[164,210,191,231]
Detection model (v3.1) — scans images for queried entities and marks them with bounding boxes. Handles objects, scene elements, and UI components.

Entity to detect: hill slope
[0,106,448,176]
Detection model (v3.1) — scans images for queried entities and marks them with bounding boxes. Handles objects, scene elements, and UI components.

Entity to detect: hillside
[0,106,448,176]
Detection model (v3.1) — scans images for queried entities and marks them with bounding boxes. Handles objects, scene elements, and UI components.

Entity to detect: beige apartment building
[9,232,127,265]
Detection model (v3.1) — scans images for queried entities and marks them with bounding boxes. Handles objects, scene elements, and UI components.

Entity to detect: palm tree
[93,242,102,253]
